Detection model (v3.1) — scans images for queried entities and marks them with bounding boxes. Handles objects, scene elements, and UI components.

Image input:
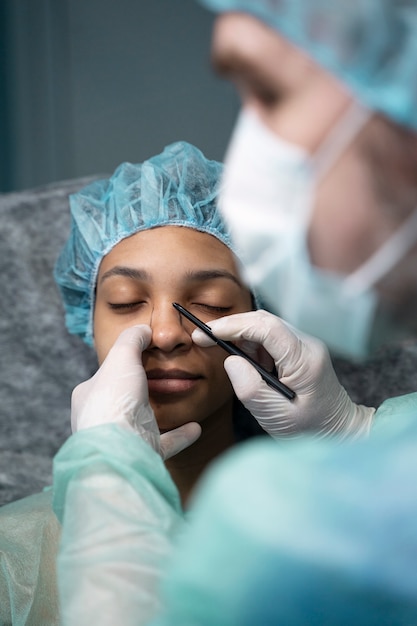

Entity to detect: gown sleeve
[53,423,184,626]
[371,391,417,437]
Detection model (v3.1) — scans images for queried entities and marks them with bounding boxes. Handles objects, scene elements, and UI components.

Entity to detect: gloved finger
[223,355,266,403]
[118,323,152,351]
[191,327,258,353]
[71,380,90,432]
[160,423,202,460]
[99,324,152,375]
[195,310,300,365]
[201,310,291,343]
[191,329,217,347]
[193,310,294,349]
[71,325,153,433]
[94,324,153,400]
[191,324,273,370]
[224,356,295,435]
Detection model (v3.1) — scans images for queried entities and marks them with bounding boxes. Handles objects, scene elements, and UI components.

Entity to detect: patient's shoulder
[0,490,61,625]
[0,489,57,527]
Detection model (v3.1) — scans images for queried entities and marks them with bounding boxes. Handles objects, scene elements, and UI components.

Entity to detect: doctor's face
[211,12,417,327]
[93,226,253,432]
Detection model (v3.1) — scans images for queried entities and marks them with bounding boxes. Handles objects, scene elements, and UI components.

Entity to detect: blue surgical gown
[1,393,417,625]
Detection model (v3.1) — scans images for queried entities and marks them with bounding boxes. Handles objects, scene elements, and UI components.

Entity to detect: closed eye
[193,304,232,314]
[108,301,145,311]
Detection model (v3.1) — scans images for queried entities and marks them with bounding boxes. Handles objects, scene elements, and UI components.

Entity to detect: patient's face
[94,226,253,432]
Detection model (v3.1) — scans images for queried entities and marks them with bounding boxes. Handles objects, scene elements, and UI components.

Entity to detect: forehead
[98,225,241,277]
[211,13,314,93]
[211,12,354,150]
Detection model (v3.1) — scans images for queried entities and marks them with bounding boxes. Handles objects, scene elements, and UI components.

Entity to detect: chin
[155,414,198,434]
[152,400,201,429]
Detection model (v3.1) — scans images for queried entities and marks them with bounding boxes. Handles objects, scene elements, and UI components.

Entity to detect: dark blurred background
[0,0,238,192]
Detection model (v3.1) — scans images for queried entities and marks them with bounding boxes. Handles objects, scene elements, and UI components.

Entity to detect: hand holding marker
[172,303,295,401]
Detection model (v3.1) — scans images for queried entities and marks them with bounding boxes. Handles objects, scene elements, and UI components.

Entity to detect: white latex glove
[192,310,375,440]
[71,325,201,459]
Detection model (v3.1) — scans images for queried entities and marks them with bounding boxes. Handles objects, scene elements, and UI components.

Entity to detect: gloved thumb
[160,422,202,460]
[223,355,265,403]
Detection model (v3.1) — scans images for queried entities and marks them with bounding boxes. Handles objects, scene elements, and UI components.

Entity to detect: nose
[148,303,193,353]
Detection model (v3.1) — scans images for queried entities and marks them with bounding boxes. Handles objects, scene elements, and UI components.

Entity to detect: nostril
[148,321,192,353]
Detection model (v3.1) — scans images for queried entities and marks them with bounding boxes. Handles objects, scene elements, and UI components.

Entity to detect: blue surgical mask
[220,106,417,360]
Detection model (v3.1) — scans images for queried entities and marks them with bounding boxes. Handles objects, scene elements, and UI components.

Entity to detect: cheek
[310,154,383,273]
[378,248,417,307]
[308,204,364,270]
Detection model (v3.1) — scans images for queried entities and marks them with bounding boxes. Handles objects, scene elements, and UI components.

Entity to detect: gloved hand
[72,324,201,459]
[192,310,375,440]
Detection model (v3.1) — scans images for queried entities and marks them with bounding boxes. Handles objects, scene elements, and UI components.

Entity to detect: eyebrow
[212,45,272,87]
[185,269,243,288]
[99,266,150,284]
[99,266,243,288]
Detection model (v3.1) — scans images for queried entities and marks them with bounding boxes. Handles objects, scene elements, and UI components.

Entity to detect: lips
[146,368,202,394]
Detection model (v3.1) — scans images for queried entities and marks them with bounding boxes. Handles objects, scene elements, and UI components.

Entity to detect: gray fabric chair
[1,176,417,506]
[0,177,100,505]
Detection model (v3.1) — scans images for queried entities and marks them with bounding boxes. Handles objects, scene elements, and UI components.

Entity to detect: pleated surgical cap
[54,141,230,346]
[198,0,417,132]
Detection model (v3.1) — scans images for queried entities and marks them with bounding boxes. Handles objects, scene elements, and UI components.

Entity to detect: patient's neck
[165,403,235,508]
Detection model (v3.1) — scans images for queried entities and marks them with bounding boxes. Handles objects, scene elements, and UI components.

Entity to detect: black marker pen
[173,302,295,401]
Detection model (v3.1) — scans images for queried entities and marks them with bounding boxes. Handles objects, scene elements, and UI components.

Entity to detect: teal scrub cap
[54,141,230,346]
[198,0,417,132]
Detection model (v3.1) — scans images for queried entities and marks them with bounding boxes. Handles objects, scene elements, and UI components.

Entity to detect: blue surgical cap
[54,141,233,346]
[198,0,417,132]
